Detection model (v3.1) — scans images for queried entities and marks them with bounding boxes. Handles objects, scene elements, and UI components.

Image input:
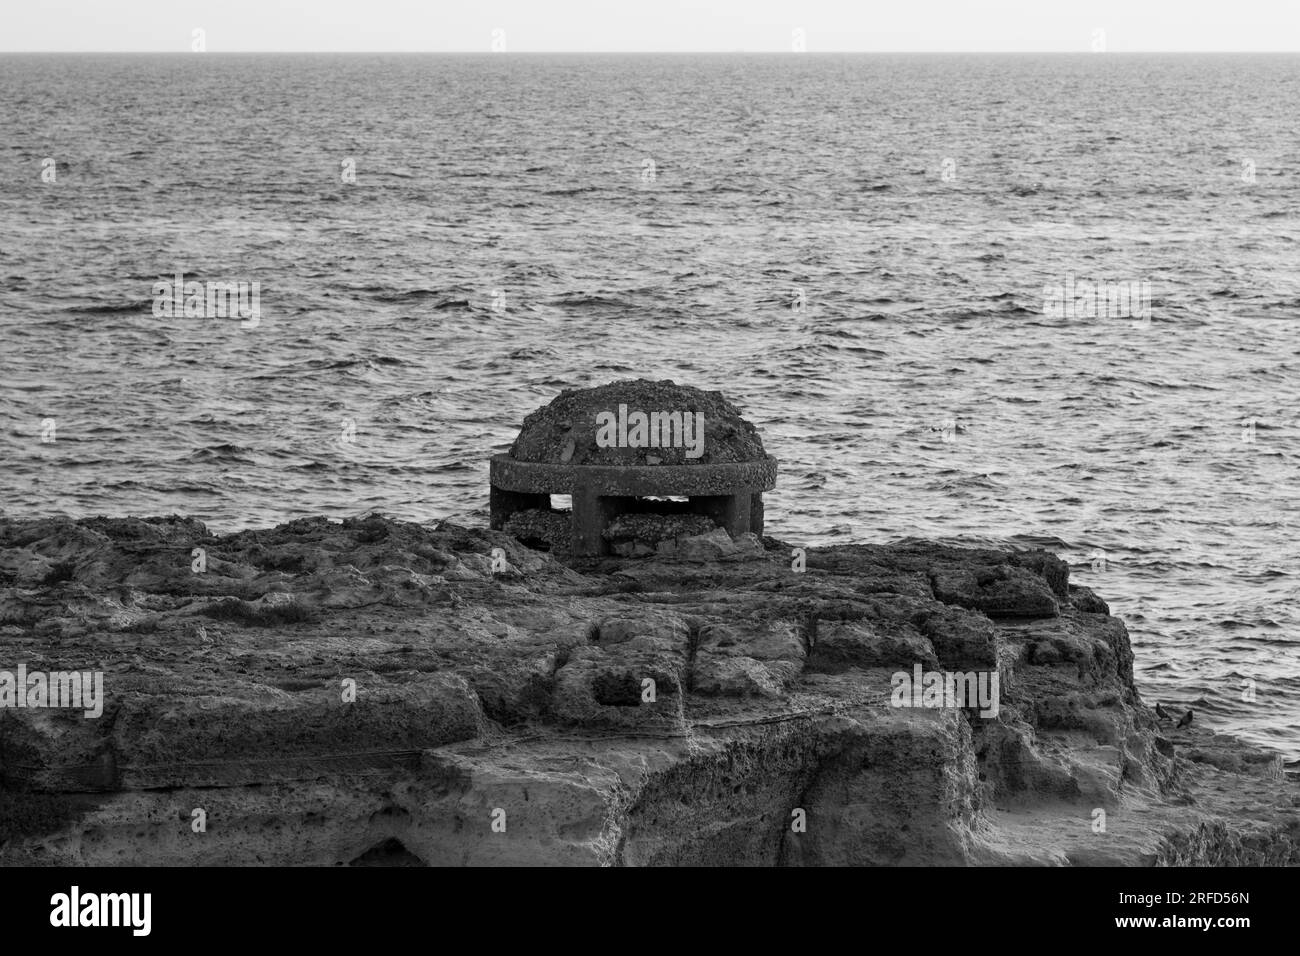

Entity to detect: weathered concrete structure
[490,380,778,556]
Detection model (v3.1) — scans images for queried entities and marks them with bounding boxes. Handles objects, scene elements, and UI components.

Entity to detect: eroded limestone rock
[0,513,1293,866]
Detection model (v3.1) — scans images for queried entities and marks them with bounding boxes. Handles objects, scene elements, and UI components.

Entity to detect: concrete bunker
[489,379,777,557]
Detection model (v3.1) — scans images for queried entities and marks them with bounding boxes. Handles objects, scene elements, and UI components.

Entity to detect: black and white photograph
[0,0,1295,935]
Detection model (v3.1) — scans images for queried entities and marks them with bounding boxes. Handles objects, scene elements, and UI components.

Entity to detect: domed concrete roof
[506,379,768,467]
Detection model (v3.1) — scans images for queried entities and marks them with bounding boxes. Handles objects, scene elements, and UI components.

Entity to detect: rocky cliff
[0,513,1295,866]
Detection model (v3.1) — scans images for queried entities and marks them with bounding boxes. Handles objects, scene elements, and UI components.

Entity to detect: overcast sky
[3,0,1298,52]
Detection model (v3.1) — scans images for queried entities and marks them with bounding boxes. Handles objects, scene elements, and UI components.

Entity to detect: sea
[0,53,1296,759]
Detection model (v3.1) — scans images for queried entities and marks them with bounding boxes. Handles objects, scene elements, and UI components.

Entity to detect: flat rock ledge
[0,513,1295,866]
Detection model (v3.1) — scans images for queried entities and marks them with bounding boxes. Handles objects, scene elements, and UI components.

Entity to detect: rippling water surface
[0,53,1297,757]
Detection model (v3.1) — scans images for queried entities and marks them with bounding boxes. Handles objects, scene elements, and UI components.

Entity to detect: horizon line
[3,49,1300,55]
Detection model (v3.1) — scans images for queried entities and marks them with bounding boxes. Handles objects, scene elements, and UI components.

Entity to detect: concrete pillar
[571,483,618,556]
